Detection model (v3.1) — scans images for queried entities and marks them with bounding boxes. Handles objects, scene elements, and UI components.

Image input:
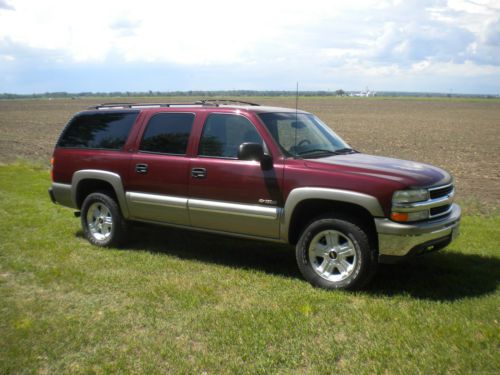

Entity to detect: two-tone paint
[50,105,460,260]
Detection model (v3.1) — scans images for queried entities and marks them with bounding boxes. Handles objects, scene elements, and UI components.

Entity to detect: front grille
[430,204,451,217]
[427,183,454,219]
[429,184,453,199]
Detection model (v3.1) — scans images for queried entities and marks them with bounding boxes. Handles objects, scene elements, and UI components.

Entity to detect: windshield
[258,112,352,158]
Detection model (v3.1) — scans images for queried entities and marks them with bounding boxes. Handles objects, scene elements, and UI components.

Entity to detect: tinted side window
[139,113,194,155]
[198,114,262,158]
[58,112,138,150]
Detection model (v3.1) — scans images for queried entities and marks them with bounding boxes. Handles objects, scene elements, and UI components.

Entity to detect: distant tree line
[0,90,348,99]
[0,90,497,99]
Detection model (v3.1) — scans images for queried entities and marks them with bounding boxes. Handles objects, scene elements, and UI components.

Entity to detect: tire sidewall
[296,218,372,290]
[81,193,121,247]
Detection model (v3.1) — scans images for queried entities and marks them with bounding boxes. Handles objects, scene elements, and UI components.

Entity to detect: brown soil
[1,97,498,208]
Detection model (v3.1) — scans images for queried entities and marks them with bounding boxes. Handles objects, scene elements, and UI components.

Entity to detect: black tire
[81,192,127,247]
[295,215,377,290]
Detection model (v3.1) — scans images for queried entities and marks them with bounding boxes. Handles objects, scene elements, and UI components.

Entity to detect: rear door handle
[191,167,207,179]
[136,163,148,174]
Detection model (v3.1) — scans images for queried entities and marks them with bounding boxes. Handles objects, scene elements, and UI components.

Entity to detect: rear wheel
[81,192,127,247]
[296,216,377,290]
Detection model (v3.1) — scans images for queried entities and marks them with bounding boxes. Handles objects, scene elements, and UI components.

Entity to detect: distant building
[350,88,376,97]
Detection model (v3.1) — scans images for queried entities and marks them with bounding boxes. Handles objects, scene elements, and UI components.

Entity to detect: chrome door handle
[191,168,207,179]
[136,164,148,174]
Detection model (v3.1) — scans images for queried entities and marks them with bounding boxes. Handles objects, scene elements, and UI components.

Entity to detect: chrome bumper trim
[375,203,461,257]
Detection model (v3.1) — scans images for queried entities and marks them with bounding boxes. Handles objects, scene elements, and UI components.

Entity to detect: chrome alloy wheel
[308,230,357,282]
[86,202,113,241]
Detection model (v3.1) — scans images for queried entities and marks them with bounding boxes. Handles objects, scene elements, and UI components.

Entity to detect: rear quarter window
[58,111,138,150]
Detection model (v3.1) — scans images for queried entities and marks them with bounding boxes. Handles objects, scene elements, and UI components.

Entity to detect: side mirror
[238,142,263,161]
[238,142,273,170]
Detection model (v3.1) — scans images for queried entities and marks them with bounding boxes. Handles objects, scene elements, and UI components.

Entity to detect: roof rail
[88,102,204,110]
[88,99,260,110]
[195,99,260,106]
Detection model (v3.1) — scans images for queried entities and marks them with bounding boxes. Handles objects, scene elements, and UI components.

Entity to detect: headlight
[392,189,428,204]
[391,189,430,222]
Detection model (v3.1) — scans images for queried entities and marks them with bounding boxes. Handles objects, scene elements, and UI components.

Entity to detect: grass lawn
[1,163,499,374]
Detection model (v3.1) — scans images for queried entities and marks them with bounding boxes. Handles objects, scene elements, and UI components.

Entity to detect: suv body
[49,101,461,289]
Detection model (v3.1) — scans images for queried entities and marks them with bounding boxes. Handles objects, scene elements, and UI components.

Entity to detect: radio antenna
[294,82,299,155]
[295,82,299,114]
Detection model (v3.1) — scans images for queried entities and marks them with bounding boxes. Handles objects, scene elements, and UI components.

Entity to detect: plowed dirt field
[1,97,498,208]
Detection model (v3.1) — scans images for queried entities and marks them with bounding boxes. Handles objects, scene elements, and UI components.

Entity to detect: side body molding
[71,170,130,218]
[189,198,280,239]
[281,187,385,242]
[126,192,189,225]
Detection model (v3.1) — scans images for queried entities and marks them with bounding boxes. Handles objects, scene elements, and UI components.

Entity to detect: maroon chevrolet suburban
[49,100,461,290]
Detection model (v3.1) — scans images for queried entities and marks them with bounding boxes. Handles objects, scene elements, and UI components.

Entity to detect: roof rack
[89,102,202,110]
[195,99,260,106]
[88,99,260,110]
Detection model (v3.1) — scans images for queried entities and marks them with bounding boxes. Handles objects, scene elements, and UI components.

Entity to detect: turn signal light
[391,210,429,222]
[390,212,409,222]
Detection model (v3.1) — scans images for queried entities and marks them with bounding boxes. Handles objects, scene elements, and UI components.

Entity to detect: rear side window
[139,113,194,155]
[58,112,138,150]
[198,114,262,158]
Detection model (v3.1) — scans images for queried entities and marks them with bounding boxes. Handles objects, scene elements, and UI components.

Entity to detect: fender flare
[71,169,130,218]
[280,187,384,242]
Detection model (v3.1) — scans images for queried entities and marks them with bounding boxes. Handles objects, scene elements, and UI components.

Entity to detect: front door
[188,113,283,239]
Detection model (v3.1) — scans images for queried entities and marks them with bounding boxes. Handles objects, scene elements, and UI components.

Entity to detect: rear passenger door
[126,112,194,225]
[188,113,282,239]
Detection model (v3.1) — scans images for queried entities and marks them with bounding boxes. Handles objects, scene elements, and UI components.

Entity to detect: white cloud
[0,0,14,10]
[411,60,432,72]
[0,0,499,93]
[0,54,14,61]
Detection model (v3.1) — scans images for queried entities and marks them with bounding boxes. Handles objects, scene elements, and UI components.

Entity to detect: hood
[304,153,451,188]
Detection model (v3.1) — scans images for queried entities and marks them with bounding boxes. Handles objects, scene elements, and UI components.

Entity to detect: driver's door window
[198,114,262,158]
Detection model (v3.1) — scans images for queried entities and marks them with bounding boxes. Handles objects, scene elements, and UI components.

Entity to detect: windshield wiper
[296,149,339,158]
[335,147,358,154]
[295,147,358,158]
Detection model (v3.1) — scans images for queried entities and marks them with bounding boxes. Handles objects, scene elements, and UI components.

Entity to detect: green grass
[1,164,499,374]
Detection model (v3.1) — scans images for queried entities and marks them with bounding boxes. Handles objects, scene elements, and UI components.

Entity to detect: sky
[0,0,499,94]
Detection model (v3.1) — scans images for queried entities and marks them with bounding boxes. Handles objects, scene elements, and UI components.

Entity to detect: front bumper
[375,203,461,263]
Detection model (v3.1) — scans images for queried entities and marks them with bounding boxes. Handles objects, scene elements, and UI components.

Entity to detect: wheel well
[288,199,378,250]
[75,179,118,209]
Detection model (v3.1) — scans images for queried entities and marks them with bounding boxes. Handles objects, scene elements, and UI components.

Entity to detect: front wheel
[295,216,377,290]
[81,192,127,247]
